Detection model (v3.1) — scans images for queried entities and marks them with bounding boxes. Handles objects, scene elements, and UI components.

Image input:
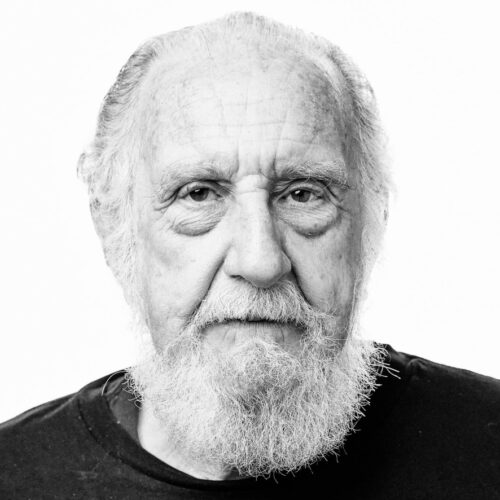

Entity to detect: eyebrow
[158,158,351,194]
[276,160,350,189]
[159,160,234,190]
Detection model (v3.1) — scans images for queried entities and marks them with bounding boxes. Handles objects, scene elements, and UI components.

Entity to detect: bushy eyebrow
[160,160,233,187]
[276,160,350,189]
[157,160,233,199]
[158,158,351,196]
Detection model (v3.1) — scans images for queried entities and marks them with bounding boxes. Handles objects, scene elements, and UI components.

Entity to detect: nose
[224,196,291,288]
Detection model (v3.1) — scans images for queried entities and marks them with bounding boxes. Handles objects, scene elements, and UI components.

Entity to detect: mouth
[201,318,298,335]
[211,319,291,331]
[204,315,301,329]
[201,318,304,350]
[227,318,285,325]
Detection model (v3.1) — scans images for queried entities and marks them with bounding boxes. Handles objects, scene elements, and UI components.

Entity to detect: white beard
[127,282,386,477]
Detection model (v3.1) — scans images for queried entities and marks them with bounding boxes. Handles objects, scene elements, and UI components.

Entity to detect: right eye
[187,187,216,202]
[178,183,222,203]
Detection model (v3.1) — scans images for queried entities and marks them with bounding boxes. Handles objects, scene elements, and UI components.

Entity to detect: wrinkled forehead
[135,41,351,171]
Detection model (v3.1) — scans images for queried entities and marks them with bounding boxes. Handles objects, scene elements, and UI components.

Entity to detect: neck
[137,403,243,481]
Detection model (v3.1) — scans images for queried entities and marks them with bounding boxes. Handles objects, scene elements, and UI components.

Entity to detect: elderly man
[1,12,499,499]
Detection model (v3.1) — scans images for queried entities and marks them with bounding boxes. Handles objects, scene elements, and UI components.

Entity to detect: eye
[279,184,324,205]
[289,188,313,203]
[178,183,222,203]
[188,187,214,202]
[274,182,338,237]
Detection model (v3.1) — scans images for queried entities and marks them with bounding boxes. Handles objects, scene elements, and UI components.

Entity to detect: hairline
[78,12,389,305]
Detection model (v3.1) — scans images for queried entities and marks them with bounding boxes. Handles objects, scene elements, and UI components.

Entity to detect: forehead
[137,43,349,180]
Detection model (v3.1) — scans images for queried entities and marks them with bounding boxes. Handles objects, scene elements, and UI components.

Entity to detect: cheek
[284,222,361,314]
[136,218,226,347]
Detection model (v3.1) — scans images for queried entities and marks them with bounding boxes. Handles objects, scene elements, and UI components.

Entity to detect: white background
[0,0,499,423]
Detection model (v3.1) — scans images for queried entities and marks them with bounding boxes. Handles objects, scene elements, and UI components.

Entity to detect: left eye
[188,187,214,202]
[283,187,323,204]
[289,189,313,203]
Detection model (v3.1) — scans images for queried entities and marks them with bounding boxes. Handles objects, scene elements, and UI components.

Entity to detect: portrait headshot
[1,1,499,499]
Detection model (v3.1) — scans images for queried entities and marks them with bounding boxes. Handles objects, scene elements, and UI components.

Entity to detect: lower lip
[204,320,301,345]
[216,320,287,333]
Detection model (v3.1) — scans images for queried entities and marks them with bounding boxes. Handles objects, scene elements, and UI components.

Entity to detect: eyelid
[177,180,228,199]
[275,179,328,197]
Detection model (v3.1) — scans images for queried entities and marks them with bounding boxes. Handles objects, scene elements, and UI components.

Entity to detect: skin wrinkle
[293,66,348,174]
[145,141,352,318]
[152,69,249,128]
[298,113,338,182]
[278,209,339,239]
[118,25,384,479]
[258,57,297,176]
[274,67,300,177]
[153,136,332,148]
[164,119,317,127]
[155,159,349,197]
[165,178,341,239]
[79,17,391,480]
[168,79,197,152]
[156,163,230,203]
[255,67,265,178]
[237,56,250,183]
[170,210,223,236]
[80,15,389,316]
[231,198,274,278]
[199,32,228,138]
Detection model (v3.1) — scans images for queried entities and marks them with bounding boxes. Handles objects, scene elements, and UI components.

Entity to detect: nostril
[224,201,291,288]
[224,241,291,288]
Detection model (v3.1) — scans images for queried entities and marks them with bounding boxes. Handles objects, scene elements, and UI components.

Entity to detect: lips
[228,318,284,324]
[219,319,287,329]
[201,319,304,351]
[202,317,287,329]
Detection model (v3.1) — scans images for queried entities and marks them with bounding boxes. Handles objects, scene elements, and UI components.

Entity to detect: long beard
[127,282,386,477]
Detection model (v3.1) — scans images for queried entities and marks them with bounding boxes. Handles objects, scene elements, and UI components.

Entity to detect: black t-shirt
[1,345,499,499]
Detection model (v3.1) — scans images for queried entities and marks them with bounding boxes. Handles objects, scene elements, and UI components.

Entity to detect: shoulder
[399,350,500,409]
[359,347,500,498]
[394,350,499,480]
[0,373,113,444]
[387,348,500,438]
[0,392,79,452]
[0,373,120,495]
[374,346,500,441]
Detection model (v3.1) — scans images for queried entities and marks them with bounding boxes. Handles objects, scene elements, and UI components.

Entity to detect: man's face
[127,44,381,476]
[134,46,362,352]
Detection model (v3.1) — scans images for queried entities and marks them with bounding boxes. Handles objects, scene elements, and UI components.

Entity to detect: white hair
[77,12,390,304]
[127,280,386,476]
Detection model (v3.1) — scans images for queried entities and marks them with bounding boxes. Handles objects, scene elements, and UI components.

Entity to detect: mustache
[187,281,337,331]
